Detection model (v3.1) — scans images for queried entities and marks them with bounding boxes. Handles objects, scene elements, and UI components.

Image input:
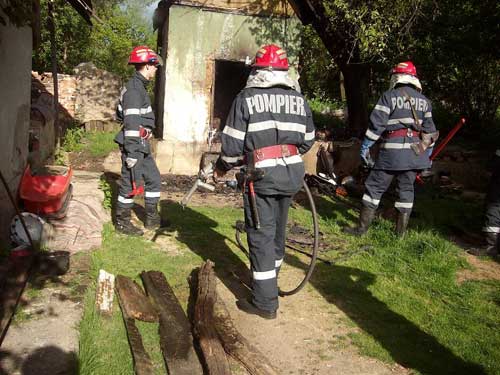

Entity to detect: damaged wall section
[0,8,32,246]
[156,2,301,174]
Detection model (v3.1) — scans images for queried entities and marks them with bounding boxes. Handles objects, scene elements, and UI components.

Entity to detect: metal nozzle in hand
[180,160,216,208]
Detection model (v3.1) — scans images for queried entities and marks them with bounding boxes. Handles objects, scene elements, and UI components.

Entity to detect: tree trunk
[341,63,370,138]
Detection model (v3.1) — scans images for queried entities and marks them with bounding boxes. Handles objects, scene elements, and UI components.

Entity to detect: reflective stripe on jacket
[114,71,155,158]
[216,86,315,195]
[365,85,437,171]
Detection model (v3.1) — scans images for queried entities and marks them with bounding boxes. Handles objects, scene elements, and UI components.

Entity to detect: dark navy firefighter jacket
[365,85,437,171]
[215,86,316,195]
[114,71,155,159]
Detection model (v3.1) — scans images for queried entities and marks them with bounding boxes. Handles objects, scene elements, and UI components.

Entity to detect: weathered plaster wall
[0,10,32,247]
[157,5,301,174]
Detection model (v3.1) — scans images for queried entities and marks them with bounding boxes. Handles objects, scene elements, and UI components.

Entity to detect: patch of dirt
[216,270,408,375]
[457,253,500,284]
[0,252,92,375]
[69,150,106,172]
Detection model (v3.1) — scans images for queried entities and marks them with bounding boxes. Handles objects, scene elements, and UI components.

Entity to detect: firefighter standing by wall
[114,46,163,236]
[344,61,439,237]
[214,45,315,319]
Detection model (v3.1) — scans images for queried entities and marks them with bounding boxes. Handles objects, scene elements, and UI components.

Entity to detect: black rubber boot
[144,203,162,230]
[469,232,499,259]
[396,212,411,237]
[115,206,143,236]
[236,299,277,320]
[343,207,376,236]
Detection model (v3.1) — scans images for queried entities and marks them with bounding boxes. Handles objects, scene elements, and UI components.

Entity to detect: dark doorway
[212,60,251,131]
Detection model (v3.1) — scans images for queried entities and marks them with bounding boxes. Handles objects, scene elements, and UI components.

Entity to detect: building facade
[155,0,301,174]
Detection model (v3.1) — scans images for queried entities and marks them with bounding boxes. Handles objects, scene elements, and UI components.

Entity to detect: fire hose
[235,179,319,297]
[181,153,319,297]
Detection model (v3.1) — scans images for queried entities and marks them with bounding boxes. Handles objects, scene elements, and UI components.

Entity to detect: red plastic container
[20,165,73,217]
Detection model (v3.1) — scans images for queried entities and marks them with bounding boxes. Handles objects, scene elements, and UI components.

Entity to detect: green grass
[84,131,117,158]
[78,192,500,375]
[78,205,249,375]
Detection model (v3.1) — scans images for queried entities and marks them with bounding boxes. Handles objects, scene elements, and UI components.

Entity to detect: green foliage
[307,97,347,133]
[33,0,156,79]
[85,131,117,157]
[33,0,92,74]
[86,3,156,79]
[0,0,32,27]
[62,127,85,152]
[412,0,500,128]
[53,146,66,166]
[300,26,341,100]
[98,177,113,210]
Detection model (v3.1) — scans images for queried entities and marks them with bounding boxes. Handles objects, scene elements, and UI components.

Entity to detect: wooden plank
[0,253,34,346]
[95,269,115,314]
[115,275,158,322]
[213,298,279,375]
[194,261,231,375]
[141,271,203,375]
[121,316,155,375]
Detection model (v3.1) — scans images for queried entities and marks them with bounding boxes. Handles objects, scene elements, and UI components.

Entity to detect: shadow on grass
[159,200,251,303]
[285,252,487,375]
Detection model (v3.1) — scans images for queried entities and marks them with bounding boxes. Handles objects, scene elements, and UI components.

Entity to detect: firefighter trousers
[362,169,418,213]
[243,192,292,312]
[483,162,500,234]
[117,152,161,208]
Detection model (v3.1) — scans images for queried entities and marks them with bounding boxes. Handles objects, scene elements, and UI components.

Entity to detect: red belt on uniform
[252,144,299,161]
[384,128,419,139]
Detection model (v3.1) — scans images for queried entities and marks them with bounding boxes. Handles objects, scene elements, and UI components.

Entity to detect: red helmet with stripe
[128,46,162,66]
[391,61,417,77]
[253,44,289,70]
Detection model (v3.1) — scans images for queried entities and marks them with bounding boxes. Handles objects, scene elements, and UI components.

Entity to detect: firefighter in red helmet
[214,44,315,319]
[344,61,439,237]
[113,46,164,236]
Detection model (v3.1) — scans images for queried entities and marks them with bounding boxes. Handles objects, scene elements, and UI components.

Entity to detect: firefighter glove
[360,138,375,168]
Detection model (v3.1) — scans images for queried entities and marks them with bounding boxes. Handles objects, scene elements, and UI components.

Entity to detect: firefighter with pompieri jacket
[114,46,163,236]
[344,61,439,237]
[213,45,315,319]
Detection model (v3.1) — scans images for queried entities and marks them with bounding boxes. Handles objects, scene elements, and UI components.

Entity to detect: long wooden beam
[213,295,279,375]
[193,260,231,374]
[141,271,203,374]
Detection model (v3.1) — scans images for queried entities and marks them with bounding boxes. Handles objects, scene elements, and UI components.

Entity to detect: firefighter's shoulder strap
[401,89,422,132]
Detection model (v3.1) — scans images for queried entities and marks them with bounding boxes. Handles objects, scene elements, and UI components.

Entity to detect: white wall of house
[156,5,301,174]
[0,9,32,246]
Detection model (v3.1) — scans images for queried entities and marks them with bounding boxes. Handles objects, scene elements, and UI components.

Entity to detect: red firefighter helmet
[128,46,162,66]
[253,44,289,70]
[391,61,417,77]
